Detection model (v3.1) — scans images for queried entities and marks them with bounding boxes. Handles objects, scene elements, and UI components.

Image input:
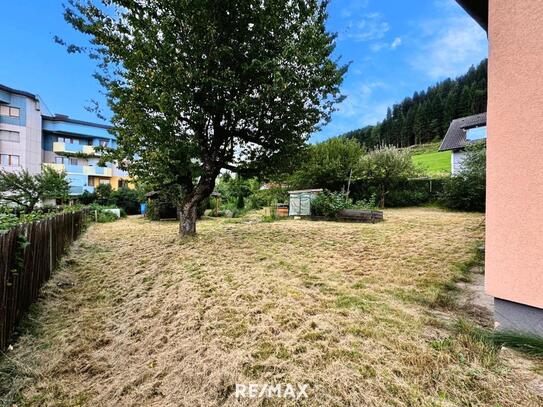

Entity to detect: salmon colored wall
[486,0,543,308]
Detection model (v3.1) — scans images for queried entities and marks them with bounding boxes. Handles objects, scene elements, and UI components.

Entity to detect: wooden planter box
[310,209,384,223]
[338,209,383,223]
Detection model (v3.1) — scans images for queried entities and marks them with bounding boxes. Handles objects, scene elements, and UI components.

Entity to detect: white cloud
[411,13,487,79]
[345,13,390,42]
[371,37,402,52]
[390,37,402,49]
[339,0,369,18]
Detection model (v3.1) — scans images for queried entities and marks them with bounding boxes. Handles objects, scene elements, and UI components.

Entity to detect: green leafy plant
[95,183,113,206]
[311,191,351,218]
[439,143,486,211]
[0,166,70,213]
[111,186,140,215]
[289,137,364,190]
[352,193,378,210]
[356,146,419,208]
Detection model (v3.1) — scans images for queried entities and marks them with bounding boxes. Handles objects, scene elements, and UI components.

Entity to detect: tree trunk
[178,174,217,236]
[379,185,386,209]
[179,199,198,236]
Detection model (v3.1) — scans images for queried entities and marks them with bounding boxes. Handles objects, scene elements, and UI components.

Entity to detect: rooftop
[439,112,487,151]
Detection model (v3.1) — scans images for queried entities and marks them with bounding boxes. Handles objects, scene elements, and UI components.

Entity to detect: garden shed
[288,189,322,216]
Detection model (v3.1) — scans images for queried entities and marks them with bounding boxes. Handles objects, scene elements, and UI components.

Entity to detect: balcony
[69,185,95,195]
[45,163,112,177]
[53,141,100,157]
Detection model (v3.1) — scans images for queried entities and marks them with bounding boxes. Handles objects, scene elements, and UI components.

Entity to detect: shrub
[96,210,118,223]
[96,183,113,205]
[236,195,245,209]
[247,188,288,209]
[310,191,351,218]
[439,143,485,211]
[80,190,97,205]
[145,199,161,221]
[111,186,140,215]
[352,193,378,210]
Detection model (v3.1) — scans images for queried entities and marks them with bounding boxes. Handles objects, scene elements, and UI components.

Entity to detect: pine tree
[342,59,488,149]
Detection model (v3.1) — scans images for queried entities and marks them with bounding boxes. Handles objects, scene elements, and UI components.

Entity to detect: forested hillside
[343,59,487,149]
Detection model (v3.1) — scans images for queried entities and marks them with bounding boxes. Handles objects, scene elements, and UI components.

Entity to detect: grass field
[408,142,451,176]
[2,211,542,406]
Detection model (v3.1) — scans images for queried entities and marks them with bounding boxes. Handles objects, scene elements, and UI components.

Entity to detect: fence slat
[0,209,88,350]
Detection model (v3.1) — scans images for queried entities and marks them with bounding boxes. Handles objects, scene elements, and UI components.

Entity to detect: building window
[0,105,20,117]
[55,156,66,164]
[9,107,20,117]
[0,154,20,166]
[69,158,79,166]
[99,139,109,147]
[466,126,487,142]
[99,179,110,185]
[0,130,20,142]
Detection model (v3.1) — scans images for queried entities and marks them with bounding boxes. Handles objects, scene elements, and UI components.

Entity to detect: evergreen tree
[343,59,487,149]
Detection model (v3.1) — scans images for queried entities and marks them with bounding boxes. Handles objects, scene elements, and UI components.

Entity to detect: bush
[96,210,118,223]
[350,178,444,208]
[439,143,485,211]
[352,193,378,210]
[310,191,351,218]
[247,188,288,209]
[96,183,113,205]
[79,190,97,205]
[145,199,161,221]
[236,195,245,209]
[111,186,140,215]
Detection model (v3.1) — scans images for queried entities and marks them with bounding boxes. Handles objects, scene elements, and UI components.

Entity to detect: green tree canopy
[439,142,486,211]
[60,0,347,235]
[0,166,70,213]
[289,137,364,190]
[355,146,418,208]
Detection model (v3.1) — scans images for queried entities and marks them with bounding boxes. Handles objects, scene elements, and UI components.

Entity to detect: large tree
[60,0,347,235]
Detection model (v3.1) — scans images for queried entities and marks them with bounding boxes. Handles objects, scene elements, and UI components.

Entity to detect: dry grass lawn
[1,208,542,406]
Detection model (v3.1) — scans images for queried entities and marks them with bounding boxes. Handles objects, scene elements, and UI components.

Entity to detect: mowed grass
[2,209,542,406]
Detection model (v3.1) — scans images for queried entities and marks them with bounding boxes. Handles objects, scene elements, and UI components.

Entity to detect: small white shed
[288,189,322,216]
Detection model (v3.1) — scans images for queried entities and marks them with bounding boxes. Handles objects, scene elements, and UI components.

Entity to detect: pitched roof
[439,112,487,151]
[455,0,488,32]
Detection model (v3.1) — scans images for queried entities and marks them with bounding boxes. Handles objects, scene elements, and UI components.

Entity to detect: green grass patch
[412,150,451,176]
[492,331,543,358]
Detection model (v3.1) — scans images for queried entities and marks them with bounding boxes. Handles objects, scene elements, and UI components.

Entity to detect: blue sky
[0,0,487,143]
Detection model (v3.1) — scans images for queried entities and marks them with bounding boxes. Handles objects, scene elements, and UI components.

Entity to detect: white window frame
[0,154,20,166]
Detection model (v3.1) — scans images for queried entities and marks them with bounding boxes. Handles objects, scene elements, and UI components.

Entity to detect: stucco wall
[486,0,543,309]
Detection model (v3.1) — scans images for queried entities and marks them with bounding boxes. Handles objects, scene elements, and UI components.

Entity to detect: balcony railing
[69,185,95,195]
[53,141,101,156]
[45,163,112,177]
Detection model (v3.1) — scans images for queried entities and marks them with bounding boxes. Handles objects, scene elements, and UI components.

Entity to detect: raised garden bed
[310,209,384,223]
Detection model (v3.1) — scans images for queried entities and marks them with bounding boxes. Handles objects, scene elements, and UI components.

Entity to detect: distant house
[439,112,486,175]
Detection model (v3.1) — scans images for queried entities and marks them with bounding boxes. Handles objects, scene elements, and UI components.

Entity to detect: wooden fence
[0,210,88,351]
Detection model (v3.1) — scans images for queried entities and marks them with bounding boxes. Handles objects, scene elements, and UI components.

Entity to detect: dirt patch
[1,208,542,406]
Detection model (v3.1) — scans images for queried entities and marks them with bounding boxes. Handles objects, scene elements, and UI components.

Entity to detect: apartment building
[0,83,130,195]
